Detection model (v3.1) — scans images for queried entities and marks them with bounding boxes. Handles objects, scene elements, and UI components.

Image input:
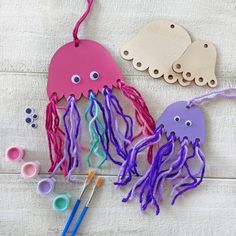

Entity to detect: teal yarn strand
[85,92,107,168]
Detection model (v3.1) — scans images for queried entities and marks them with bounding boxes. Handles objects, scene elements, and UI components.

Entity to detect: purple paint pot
[37,178,55,196]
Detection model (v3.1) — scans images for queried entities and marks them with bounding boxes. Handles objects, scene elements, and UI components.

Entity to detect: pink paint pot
[5,146,25,162]
[21,161,40,179]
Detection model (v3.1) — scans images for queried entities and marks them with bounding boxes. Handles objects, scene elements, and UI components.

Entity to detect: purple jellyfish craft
[115,88,236,215]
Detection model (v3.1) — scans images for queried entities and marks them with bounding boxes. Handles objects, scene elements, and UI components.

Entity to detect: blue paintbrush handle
[61,199,81,236]
[70,206,89,236]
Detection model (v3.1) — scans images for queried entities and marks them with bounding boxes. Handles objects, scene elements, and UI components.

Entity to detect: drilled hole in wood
[210,80,215,85]
[154,69,159,74]
[204,44,208,48]
[176,64,181,69]
[170,24,175,29]
[137,62,142,67]
[168,75,173,80]
[198,77,204,82]
[124,50,129,55]
[186,72,191,77]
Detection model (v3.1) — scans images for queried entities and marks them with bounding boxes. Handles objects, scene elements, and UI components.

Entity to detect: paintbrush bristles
[95,177,104,187]
[87,169,95,183]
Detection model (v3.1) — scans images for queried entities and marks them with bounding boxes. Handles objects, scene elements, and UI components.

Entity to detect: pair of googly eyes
[71,71,99,84]
[174,116,192,127]
[24,107,38,128]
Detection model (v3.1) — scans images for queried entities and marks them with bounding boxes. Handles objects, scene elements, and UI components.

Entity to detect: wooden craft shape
[172,40,217,87]
[120,20,191,85]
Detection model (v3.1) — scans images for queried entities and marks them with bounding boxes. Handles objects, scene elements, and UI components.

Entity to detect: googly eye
[71,75,81,84]
[185,120,192,127]
[174,116,180,122]
[25,107,34,115]
[25,117,33,124]
[90,71,99,80]
[32,114,38,120]
[31,123,38,129]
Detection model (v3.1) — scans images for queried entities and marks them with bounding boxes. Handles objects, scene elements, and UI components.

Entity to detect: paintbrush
[70,177,104,236]
[61,169,95,236]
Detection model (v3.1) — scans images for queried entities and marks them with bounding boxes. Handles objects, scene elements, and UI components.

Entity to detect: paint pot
[21,161,40,179]
[37,178,55,196]
[52,193,71,212]
[5,146,25,162]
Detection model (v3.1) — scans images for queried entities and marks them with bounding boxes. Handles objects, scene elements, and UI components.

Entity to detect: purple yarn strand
[187,88,236,107]
[67,98,82,183]
[103,87,134,164]
[171,140,205,205]
[89,92,122,166]
[50,96,81,181]
[115,126,163,186]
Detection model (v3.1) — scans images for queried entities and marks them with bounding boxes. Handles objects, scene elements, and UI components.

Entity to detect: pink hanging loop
[73,0,94,47]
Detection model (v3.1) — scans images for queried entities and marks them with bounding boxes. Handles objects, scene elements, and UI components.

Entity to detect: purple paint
[37,178,55,196]
[157,101,205,144]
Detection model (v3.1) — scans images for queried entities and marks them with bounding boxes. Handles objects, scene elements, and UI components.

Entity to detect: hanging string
[45,94,65,173]
[187,88,236,107]
[73,0,94,47]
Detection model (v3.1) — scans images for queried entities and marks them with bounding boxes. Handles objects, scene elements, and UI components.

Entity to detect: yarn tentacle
[170,140,205,204]
[85,91,107,168]
[49,96,81,182]
[115,125,163,186]
[45,94,65,173]
[117,80,156,164]
[122,136,189,215]
[103,87,134,164]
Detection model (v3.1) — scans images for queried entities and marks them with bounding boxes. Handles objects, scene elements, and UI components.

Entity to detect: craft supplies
[37,177,56,196]
[24,106,39,128]
[53,193,71,212]
[71,177,104,236]
[45,0,155,183]
[121,20,217,87]
[116,88,236,215]
[5,146,25,162]
[21,161,40,179]
[62,169,95,236]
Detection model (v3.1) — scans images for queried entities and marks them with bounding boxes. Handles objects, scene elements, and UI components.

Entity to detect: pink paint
[47,40,124,101]
[21,161,40,179]
[5,146,25,162]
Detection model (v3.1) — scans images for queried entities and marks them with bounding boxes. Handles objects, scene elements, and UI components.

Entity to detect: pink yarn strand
[118,80,157,164]
[45,95,66,173]
[73,0,94,46]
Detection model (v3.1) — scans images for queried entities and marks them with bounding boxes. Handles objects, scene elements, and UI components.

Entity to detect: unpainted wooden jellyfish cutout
[172,40,217,87]
[120,20,191,85]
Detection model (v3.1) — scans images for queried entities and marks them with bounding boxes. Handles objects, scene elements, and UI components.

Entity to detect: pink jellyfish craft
[45,0,155,182]
[115,88,236,215]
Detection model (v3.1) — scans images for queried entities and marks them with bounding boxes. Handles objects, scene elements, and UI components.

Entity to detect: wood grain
[0,0,235,235]
[0,175,236,236]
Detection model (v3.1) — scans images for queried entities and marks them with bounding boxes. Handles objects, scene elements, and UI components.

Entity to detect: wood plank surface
[0,0,235,235]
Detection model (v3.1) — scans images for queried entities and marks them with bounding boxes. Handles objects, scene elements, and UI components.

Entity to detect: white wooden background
[0,0,236,235]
